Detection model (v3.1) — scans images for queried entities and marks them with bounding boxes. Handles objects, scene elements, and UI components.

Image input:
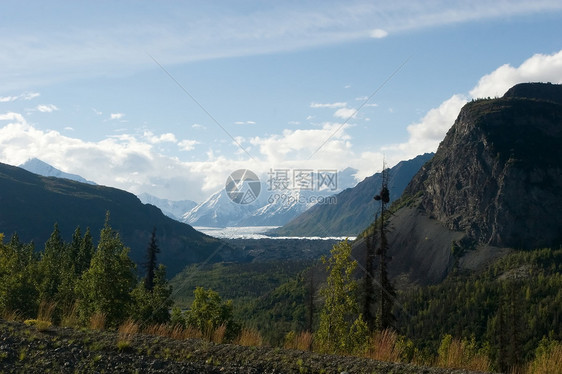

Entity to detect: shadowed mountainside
[356,82,562,285]
[270,153,434,237]
[0,162,238,277]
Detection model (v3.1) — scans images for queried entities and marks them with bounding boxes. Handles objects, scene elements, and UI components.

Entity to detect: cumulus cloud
[234,120,256,125]
[36,104,58,113]
[470,50,562,98]
[369,29,388,39]
[192,123,206,129]
[143,131,178,144]
[178,139,198,151]
[0,112,209,201]
[385,49,562,159]
[334,107,357,119]
[310,102,347,109]
[110,113,124,120]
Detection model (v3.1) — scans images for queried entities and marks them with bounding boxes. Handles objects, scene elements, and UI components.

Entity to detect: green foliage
[180,287,240,341]
[316,240,369,355]
[131,264,172,325]
[0,234,39,317]
[397,247,562,370]
[76,213,136,328]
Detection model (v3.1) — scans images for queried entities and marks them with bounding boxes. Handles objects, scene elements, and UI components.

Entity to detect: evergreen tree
[76,227,94,275]
[316,240,369,355]
[362,230,377,332]
[0,233,38,317]
[76,212,136,328]
[184,287,240,341]
[131,264,173,325]
[38,223,65,303]
[143,227,160,291]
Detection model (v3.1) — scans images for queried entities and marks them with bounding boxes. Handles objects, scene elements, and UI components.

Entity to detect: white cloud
[0,96,18,103]
[384,94,468,157]
[369,29,388,39]
[385,49,562,159]
[310,102,347,109]
[36,104,58,113]
[143,130,177,144]
[0,92,40,103]
[178,139,198,151]
[110,113,124,120]
[192,123,206,129]
[334,107,357,119]
[470,50,562,98]
[92,108,103,116]
[1,2,561,91]
[234,120,256,125]
[64,126,74,131]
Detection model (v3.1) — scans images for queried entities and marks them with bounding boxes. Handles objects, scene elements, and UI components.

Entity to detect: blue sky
[1,1,561,202]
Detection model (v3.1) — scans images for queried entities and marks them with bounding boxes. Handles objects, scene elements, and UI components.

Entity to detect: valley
[0,83,561,373]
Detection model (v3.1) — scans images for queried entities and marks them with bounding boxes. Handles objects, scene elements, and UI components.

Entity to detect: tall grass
[367,329,403,363]
[284,331,313,351]
[37,300,56,323]
[1,309,22,322]
[235,328,263,347]
[60,303,79,328]
[436,335,490,372]
[89,311,106,330]
[527,343,562,374]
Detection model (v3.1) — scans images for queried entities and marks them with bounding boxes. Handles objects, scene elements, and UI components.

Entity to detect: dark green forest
[1,217,561,373]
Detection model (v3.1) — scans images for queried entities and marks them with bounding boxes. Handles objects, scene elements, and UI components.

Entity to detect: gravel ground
[0,320,487,374]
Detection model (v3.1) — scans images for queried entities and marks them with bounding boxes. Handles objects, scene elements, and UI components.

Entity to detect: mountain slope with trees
[271,153,433,237]
[0,162,236,277]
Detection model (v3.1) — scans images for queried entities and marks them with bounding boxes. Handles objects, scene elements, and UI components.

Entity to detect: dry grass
[235,328,263,347]
[211,324,227,344]
[89,311,106,330]
[143,323,203,341]
[118,319,139,340]
[284,331,313,351]
[437,336,490,372]
[527,344,562,374]
[60,303,79,328]
[1,309,22,322]
[37,300,56,323]
[367,329,402,363]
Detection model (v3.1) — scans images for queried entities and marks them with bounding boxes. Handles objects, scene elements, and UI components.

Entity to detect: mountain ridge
[0,162,236,277]
[354,82,562,285]
[269,153,434,237]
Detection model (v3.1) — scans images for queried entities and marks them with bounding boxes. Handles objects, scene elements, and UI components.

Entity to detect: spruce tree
[76,212,136,327]
[144,227,160,291]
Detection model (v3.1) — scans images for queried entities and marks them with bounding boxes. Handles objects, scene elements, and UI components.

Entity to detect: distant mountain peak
[19,158,96,185]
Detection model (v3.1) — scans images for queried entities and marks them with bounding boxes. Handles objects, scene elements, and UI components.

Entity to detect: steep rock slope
[406,82,562,249]
[0,163,235,277]
[358,83,562,285]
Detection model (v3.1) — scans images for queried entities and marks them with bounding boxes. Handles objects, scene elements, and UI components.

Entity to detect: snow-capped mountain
[19,158,96,185]
[137,193,197,221]
[182,168,358,227]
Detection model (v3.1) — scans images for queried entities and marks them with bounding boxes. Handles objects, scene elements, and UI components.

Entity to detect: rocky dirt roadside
[0,320,485,374]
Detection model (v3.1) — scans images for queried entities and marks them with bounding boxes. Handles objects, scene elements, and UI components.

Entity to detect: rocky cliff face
[405,82,562,249]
